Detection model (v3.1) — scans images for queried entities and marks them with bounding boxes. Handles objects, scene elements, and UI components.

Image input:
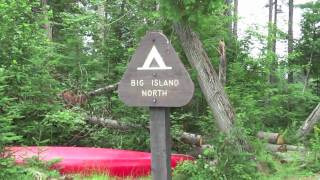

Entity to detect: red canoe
[6,146,193,177]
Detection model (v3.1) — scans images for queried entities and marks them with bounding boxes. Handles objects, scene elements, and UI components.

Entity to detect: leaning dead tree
[174,22,234,134]
[297,103,320,139]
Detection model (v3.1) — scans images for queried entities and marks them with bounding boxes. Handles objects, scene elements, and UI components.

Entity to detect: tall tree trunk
[302,54,313,94]
[267,0,273,52]
[41,0,52,40]
[297,103,320,139]
[288,0,294,83]
[225,0,233,33]
[219,40,227,86]
[272,0,278,54]
[233,0,238,38]
[269,0,278,83]
[173,22,234,134]
[97,1,105,41]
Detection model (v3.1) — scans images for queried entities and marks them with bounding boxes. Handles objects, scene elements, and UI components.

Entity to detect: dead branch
[297,103,320,139]
[87,83,118,97]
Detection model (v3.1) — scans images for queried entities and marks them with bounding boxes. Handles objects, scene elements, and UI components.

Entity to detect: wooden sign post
[118,32,194,180]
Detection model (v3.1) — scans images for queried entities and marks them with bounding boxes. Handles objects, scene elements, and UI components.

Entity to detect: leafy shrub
[174,133,258,180]
[305,126,320,172]
[0,68,24,179]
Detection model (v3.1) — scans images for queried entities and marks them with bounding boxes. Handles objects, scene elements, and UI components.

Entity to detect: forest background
[0,0,319,179]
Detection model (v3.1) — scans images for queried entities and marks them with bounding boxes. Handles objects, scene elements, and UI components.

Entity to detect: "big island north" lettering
[130,79,179,97]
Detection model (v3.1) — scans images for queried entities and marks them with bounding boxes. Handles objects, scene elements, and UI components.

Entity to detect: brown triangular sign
[118,31,194,107]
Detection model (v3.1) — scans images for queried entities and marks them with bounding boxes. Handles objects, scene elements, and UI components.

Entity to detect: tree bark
[297,103,320,139]
[224,0,233,33]
[272,0,278,54]
[302,54,313,94]
[269,0,278,83]
[233,0,238,38]
[173,22,234,134]
[97,1,106,41]
[267,0,273,52]
[219,40,227,86]
[287,0,294,83]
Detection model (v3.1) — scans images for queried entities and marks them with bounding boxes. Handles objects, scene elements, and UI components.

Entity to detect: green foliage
[0,0,319,178]
[174,133,258,180]
[295,1,320,94]
[305,126,320,172]
[0,68,24,179]
[21,156,61,179]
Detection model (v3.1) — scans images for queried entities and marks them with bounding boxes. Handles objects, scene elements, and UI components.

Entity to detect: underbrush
[173,130,320,180]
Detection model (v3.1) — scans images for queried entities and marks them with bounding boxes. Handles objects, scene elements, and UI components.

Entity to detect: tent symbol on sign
[137,45,172,70]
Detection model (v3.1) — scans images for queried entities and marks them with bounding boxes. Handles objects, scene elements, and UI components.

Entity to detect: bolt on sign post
[118,31,194,180]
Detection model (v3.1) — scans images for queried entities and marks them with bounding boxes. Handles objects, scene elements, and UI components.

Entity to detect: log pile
[257,131,306,162]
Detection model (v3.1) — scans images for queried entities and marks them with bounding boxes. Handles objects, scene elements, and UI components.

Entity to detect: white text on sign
[130,79,180,97]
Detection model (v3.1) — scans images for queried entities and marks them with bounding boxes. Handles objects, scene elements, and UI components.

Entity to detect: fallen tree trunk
[297,103,320,139]
[265,144,286,152]
[87,116,138,131]
[257,131,284,145]
[173,22,234,134]
[181,132,203,146]
[87,116,202,146]
[87,83,118,97]
[265,144,306,153]
[274,151,305,163]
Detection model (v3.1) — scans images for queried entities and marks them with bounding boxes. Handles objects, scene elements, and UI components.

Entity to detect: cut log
[297,103,320,139]
[173,22,234,134]
[187,144,214,157]
[286,145,306,152]
[274,151,305,163]
[86,116,202,146]
[181,132,203,147]
[87,83,118,97]
[257,131,284,145]
[265,144,286,152]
